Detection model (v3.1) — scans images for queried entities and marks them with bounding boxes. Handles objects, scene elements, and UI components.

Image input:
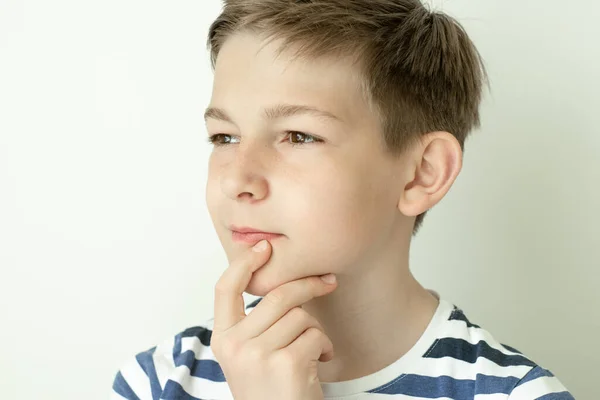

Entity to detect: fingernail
[252,240,268,252]
[320,274,336,284]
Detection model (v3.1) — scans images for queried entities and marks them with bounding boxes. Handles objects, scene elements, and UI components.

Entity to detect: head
[204,0,486,296]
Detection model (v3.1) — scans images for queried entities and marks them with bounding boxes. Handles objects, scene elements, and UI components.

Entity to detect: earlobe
[398,132,463,217]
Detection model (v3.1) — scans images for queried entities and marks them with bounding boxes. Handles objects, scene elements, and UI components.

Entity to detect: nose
[220,142,269,202]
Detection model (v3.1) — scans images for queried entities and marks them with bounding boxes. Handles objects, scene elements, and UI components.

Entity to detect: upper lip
[230,225,280,234]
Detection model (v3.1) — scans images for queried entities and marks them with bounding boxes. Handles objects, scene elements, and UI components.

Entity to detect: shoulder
[111,322,226,399]
[111,298,263,399]
[430,302,573,399]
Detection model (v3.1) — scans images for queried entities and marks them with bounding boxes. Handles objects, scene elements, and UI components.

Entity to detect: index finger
[213,240,272,333]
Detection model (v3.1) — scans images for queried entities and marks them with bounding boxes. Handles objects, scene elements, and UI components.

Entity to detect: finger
[286,327,334,364]
[235,275,336,339]
[255,306,325,352]
[235,274,337,339]
[213,240,272,333]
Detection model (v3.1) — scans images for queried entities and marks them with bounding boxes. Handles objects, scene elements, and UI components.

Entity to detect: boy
[112,0,574,398]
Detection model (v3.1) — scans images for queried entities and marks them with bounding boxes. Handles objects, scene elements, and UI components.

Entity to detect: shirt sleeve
[110,346,162,400]
[508,365,574,399]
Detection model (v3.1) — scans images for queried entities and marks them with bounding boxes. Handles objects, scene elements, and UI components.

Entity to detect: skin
[205,31,463,383]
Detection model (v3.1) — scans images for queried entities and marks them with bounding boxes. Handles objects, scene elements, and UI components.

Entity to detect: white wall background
[0,1,597,399]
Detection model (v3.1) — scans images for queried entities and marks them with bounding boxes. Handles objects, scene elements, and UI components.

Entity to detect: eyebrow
[203,103,343,124]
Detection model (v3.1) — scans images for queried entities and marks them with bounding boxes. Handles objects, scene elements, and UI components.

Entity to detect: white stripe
[180,335,216,360]
[508,375,568,399]
[323,391,509,400]
[444,319,524,357]
[417,355,532,380]
[325,394,456,400]
[117,356,153,400]
[355,394,508,400]
[474,394,510,400]
[153,336,177,391]
[168,364,234,399]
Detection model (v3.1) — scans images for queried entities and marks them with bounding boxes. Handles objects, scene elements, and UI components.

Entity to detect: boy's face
[205,32,409,296]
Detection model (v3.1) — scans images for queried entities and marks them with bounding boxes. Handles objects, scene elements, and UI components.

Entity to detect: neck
[301,242,439,383]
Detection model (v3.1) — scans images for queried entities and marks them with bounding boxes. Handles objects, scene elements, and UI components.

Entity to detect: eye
[287,131,323,146]
[207,134,240,146]
[207,132,323,147]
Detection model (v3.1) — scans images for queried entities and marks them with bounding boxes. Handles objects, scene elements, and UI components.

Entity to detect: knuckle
[305,326,328,346]
[305,326,322,338]
[288,307,311,325]
[264,288,286,307]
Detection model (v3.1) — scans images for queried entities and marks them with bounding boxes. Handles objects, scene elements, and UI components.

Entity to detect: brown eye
[207,134,239,146]
[287,131,321,146]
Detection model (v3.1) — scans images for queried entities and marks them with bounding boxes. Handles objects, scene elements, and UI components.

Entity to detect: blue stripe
[511,365,574,398]
[448,307,481,328]
[424,338,536,367]
[369,373,519,398]
[190,359,226,382]
[173,332,182,364]
[515,366,555,387]
[135,346,162,400]
[173,330,226,382]
[181,326,213,346]
[246,297,262,309]
[162,380,204,400]
[112,371,141,400]
[537,391,575,400]
[500,343,523,354]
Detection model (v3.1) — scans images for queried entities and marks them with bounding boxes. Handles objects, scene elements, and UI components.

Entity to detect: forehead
[210,32,369,124]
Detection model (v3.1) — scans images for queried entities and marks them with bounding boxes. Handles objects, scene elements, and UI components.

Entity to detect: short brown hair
[206,0,487,235]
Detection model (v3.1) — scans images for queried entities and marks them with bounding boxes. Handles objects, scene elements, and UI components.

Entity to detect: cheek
[289,175,389,262]
[306,168,387,229]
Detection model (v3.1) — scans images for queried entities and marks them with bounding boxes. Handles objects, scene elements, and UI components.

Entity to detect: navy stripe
[369,373,519,398]
[448,307,481,328]
[112,371,142,400]
[190,359,226,382]
[173,332,183,364]
[537,391,575,400]
[162,380,204,400]
[515,366,554,387]
[500,343,523,354]
[135,347,162,400]
[424,338,536,367]
[181,326,213,347]
[246,297,262,309]
[173,330,226,382]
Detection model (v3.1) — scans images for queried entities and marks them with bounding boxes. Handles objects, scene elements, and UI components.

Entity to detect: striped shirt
[111,293,573,399]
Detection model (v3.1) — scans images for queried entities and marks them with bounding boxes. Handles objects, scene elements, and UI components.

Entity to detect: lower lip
[232,231,283,244]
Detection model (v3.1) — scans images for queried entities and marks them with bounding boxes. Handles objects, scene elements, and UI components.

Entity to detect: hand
[211,239,338,400]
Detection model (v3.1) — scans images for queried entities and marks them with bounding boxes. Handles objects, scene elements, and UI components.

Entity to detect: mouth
[230,225,284,245]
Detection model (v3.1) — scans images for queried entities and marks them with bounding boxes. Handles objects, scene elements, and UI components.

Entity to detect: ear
[398,132,463,217]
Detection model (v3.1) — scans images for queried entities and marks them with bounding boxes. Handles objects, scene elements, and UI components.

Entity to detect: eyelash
[206,131,324,148]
